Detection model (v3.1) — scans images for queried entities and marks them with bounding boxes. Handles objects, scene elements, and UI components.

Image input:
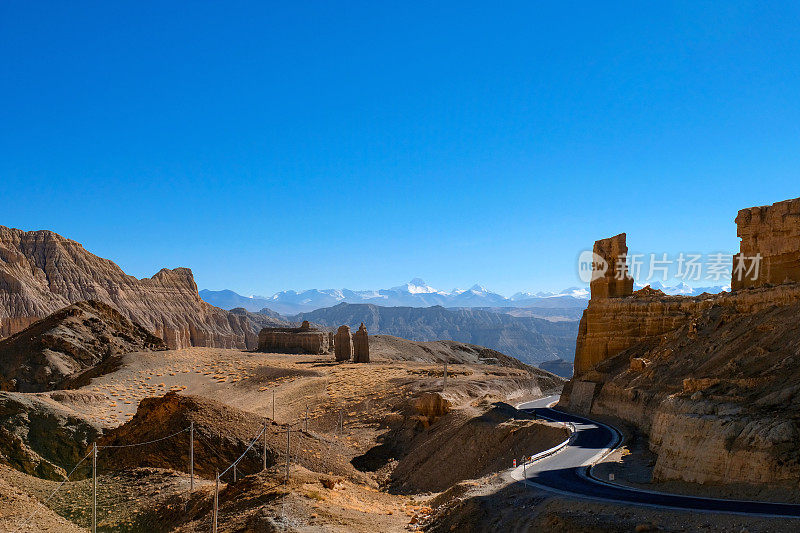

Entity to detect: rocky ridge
[0,300,166,392]
[0,226,259,349]
[562,196,800,493]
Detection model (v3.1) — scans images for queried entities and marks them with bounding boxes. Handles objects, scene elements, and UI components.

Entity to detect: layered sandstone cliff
[0,226,257,349]
[562,286,800,488]
[574,197,800,375]
[563,195,800,492]
[733,197,800,289]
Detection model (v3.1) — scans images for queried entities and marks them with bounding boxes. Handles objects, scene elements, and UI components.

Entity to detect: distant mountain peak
[200,281,730,316]
[394,278,440,294]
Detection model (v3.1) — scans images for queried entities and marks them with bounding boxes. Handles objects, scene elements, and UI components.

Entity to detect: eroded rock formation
[562,195,800,490]
[0,226,258,349]
[0,300,166,392]
[590,233,634,299]
[733,197,800,289]
[353,322,370,363]
[561,291,800,487]
[334,325,352,361]
[574,198,800,375]
[257,321,330,354]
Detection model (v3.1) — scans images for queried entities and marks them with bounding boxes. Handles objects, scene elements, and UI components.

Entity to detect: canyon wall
[563,195,800,490]
[562,286,800,487]
[0,226,258,349]
[574,196,800,376]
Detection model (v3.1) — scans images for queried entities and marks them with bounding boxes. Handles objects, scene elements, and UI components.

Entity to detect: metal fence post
[262,420,267,471]
[190,421,194,492]
[92,442,97,533]
[213,471,219,533]
[285,426,290,482]
[272,389,275,421]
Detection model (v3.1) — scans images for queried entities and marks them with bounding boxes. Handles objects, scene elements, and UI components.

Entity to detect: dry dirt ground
[0,347,564,532]
[4,347,799,531]
[47,347,551,430]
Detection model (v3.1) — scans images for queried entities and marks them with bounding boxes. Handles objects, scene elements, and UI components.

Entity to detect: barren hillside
[0,300,166,392]
[0,226,259,349]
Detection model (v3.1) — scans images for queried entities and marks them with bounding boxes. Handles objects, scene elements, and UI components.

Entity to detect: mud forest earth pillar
[353,323,370,363]
[334,325,352,361]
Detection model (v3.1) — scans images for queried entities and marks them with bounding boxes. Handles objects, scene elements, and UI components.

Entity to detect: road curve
[514,395,800,518]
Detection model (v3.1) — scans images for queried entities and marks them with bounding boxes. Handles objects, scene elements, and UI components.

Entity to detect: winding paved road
[514,395,800,518]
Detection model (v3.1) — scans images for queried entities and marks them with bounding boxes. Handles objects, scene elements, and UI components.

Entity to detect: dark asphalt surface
[517,396,800,517]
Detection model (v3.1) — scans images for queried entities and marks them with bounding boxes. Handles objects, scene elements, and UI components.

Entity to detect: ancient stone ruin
[257,320,330,354]
[353,322,370,363]
[334,325,352,361]
[572,196,800,376]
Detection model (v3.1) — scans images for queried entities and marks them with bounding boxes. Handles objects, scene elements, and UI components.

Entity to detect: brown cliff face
[563,195,800,491]
[562,283,800,488]
[574,197,800,375]
[573,232,636,375]
[733,197,800,290]
[0,226,257,349]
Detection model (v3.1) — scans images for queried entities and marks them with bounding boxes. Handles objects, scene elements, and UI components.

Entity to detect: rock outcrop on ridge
[573,196,800,376]
[733,197,800,289]
[257,320,331,354]
[0,300,166,392]
[0,226,258,349]
[562,195,800,492]
[590,233,634,299]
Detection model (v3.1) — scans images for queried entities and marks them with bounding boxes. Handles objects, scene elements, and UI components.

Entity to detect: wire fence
[9,400,345,533]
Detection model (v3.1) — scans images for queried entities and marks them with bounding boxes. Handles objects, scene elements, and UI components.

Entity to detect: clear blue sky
[2,1,799,296]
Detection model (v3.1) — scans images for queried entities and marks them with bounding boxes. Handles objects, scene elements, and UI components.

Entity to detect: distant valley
[199,282,730,371]
[292,303,575,367]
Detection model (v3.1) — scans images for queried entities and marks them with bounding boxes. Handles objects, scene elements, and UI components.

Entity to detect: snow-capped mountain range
[199,278,730,315]
[636,281,731,296]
